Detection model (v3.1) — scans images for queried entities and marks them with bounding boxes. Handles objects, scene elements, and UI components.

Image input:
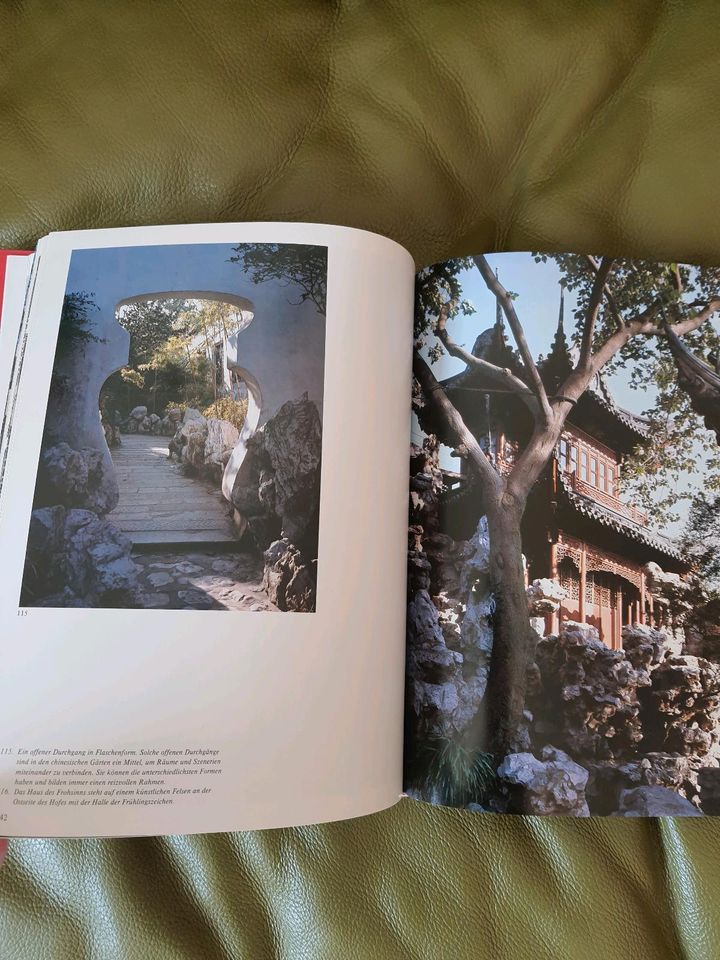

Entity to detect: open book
[1,223,719,836]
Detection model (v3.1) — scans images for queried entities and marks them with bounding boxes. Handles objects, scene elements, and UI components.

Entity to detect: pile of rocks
[37,441,118,515]
[168,408,240,482]
[521,621,720,814]
[228,394,321,613]
[123,405,173,436]
[22,505,139,607]
[405,440,495,775]
[530,621,647,763]
[640,654,720,758]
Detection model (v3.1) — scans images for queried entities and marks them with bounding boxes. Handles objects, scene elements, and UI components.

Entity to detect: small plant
[201,397,248,431]
[407,735,496,807]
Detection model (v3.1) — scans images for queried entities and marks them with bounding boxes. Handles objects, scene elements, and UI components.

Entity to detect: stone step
[117,518,234,532]
[130,531,238,545]
[113,498,229,516]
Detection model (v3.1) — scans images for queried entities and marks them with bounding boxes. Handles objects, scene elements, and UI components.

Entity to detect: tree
[229,243,328,314]
[414,254,720,760]
[57,292,102,357]
[117,298,190,366]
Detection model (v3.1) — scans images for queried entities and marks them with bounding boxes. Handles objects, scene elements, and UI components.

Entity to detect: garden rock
[498,746,590,816]
[37,442,118,515]
[23,505,139,607]
[639,654,720,758]
[612,785,703,817]
[230,394,321,552]
[262,538,316,613]
[204,417,239,465]
[530,622,646,763]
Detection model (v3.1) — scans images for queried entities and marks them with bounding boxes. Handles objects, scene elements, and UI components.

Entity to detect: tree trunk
[485,492,535,762]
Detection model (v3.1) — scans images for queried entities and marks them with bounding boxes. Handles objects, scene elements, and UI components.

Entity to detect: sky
[414,252,717,538]
[424,252,647,412]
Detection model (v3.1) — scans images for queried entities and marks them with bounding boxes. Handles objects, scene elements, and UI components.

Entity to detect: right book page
[404,251,720,817]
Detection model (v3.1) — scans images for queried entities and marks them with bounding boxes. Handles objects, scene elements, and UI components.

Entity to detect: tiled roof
[585,375,650,441]
[556,468,684,562]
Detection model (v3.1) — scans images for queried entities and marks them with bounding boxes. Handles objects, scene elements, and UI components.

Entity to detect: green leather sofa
[3,2,720,957]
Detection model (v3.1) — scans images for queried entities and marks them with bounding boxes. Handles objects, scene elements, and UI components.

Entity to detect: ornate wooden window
[557,429,625,504]
[559,559,580,601]
[580,449,588,481]
[586,570,619,608]
[559,438,568,471]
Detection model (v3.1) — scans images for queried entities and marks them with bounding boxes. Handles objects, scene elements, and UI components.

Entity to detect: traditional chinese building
[432,289,688,650]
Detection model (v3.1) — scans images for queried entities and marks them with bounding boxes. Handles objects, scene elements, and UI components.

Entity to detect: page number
[17,609,27,617]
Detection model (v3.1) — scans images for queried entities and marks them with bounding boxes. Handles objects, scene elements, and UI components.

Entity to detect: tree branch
[585,255,624,329]
[434,308,540,416]
[473,255,553,425]
[660,298,720,338]
[413,349,502,494]
[579,256,614,368]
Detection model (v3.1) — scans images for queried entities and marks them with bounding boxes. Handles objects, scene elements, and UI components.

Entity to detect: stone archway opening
[95,292,276,611]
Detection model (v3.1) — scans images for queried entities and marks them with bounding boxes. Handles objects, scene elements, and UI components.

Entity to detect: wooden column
[579,543,587,623]
[615,586,623,650]
[639,572,646,626]
[549,542,559,635]
[648,593,654,628]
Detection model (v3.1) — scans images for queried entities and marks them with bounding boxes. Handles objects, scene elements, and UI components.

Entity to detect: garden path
[108,434,236,545]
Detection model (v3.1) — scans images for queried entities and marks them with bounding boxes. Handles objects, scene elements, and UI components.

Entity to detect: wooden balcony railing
[564,470,648,526]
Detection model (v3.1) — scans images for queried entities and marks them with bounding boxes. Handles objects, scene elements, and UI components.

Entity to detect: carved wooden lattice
[558,559,580,600]
[557,534,642,590]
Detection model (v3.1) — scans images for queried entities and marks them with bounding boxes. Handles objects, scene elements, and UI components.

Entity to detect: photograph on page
[405,252,720,817]
[18,242,326,613]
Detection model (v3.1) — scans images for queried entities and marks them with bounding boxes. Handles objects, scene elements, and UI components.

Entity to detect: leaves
[414,258,475,354]
[541,255,720,525]
[229,243,328,314]
[57,292,102,356]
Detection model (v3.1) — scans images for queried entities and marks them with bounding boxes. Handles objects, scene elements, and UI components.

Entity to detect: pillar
[549,542,559,635]
[579,544,587,623]
[639,572,646,626]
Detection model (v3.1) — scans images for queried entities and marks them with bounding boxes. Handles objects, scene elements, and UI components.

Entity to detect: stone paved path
[109,434,236,545]
[133,551,278,611]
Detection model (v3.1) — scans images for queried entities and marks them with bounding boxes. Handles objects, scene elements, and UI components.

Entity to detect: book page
[405,251,720,817]
[0,222,414,836]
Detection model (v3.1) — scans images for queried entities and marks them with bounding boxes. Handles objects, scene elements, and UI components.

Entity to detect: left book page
[0,222,415,837]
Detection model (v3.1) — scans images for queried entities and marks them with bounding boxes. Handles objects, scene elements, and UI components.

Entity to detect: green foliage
[539,255,720,525]
[407,735,496,807]
[229,243,328,314]
[111,298,252,416]
[414,258,475,358]
[119,366,145,389]
[117,298,190,366]
[414,252,720,528]
[57,292,102,356]
[201,397,248,431]
[682,492,720,587]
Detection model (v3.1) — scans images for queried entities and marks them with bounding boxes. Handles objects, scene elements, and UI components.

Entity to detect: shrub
[406,735,496,807]
[201,397,248,431]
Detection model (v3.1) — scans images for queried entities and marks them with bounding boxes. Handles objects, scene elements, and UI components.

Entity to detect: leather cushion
[2,2,720,957]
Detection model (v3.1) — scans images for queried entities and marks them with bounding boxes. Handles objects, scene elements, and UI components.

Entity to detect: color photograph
[406,252,720,816]
[20,242,327,612]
